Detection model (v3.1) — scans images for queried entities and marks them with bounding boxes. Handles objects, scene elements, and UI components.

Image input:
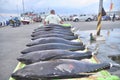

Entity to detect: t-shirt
[45,14,61,24]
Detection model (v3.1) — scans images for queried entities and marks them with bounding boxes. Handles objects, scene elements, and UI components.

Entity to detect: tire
[75,18,79,22]
[86,18,92,22]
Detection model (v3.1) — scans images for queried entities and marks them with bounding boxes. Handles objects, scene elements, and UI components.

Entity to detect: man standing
[112,14,116,22]
[44,10,63,25]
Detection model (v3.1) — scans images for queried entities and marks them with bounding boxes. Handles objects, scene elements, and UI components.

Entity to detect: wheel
[75,18,79,22]
[86,18,92,22]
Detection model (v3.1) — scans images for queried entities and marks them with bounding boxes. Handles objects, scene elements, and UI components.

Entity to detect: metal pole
[22,0,25,13]
[16,4,19,16]
[96,0,103,36]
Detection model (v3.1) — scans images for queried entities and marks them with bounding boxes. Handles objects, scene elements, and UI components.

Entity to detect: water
[0,13,19,22]
[75,28,120,76]
[109,55,120,64]
[0,16,11,22]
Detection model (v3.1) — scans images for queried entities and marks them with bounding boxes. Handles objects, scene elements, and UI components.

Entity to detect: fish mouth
[26,43,32,46]
[17,57,32,65]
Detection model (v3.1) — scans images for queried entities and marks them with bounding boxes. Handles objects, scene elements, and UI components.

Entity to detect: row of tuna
[11,24,111,80]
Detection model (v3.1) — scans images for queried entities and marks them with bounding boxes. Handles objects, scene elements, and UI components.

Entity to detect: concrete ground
[0,21,120,80]
[66,21,120,31]
[0,23,40,80]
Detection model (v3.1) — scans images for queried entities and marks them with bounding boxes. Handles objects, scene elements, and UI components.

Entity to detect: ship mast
[22,0,25,14]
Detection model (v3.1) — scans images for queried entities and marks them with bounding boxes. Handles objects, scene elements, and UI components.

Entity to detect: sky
[0,0,120,20]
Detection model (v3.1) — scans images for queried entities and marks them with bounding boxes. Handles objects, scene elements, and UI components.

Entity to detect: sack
[102,7,106,16]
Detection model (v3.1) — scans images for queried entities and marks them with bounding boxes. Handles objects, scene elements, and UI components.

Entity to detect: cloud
[0,0,22,13]
[53,0,99,8]
[0,0,119,14]
[0,0,21,9]
[34,0,99,9]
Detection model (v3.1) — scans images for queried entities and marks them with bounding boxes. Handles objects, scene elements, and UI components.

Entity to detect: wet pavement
[74,28,120,77]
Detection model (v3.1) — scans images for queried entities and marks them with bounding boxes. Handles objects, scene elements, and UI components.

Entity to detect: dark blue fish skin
[27,37,83,47]
[31,33,78,40]
[12,59,110,80]
[21,43,85,54]
[18,50,92,64]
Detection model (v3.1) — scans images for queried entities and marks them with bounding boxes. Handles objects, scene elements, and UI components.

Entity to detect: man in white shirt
[44,10,63,25]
